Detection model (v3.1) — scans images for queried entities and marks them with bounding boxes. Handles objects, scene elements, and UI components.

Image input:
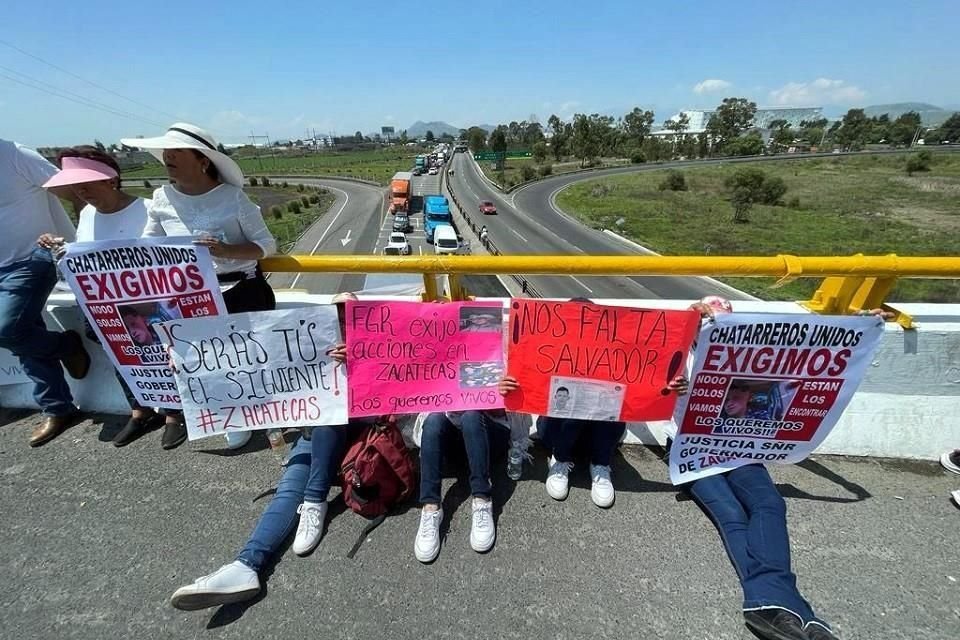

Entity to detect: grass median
[555,152,960,302]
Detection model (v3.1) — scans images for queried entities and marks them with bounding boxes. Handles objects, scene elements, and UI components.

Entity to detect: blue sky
[2,0,958,146]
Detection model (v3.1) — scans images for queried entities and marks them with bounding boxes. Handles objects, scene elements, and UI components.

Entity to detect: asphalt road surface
[1,410,957,640]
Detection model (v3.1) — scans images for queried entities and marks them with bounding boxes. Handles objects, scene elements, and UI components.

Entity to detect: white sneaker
[292,501,327,555]
[545,456,573,501]
[414,507,443,563]
[169,561,260,611]
[590,464,615,508]
[225,430,252,450]
[951,489,960,509]
[940,450,960,475]
[470,498,496,553]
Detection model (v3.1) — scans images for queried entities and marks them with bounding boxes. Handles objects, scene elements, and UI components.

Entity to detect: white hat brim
[120,134,245,188]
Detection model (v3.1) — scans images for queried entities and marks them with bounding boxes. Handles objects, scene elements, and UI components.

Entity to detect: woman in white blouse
[121,123,277,450]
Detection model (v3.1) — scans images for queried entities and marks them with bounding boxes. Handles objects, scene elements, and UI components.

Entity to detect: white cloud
[693,79,732,95]
[209,110,264,130]
[768,78,866,106]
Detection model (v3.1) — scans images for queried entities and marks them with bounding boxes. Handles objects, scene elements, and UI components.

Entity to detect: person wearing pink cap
[38,146,163,447]
[0,138,91,447]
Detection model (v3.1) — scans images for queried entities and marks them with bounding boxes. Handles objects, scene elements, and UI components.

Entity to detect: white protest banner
[669,313,884,484]
[157,307,348,440]
[0,348,30,386]
[59,238,226,409]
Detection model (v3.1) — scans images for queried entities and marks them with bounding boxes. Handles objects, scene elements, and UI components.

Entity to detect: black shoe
[60,330,91,379]
[805,623,839,640]
[161,420,188,450]
[113,414,163,447]
[744,609,809,640]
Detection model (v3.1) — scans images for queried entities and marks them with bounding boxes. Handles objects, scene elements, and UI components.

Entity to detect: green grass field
[478,157,628,189]
[122,148,416,185]
[64,185,335,254]
[555,152,960,302]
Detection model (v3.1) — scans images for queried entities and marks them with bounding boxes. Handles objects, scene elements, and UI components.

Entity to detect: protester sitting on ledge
[664,296,891,640]
[0,138,90,448]
[121,123,277,451]
[38,146,164,447]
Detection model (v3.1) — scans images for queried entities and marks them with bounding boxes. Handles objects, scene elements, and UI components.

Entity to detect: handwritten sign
[158,307,348,440]
[505,299,698,421]
[669,313,884,484]
[59,238,226,409]
[347,300,505,416]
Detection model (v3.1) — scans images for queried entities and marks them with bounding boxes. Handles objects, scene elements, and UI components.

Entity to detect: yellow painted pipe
[261,254,960,279]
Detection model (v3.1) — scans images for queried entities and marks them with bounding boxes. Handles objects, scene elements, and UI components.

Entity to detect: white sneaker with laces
[590,464,615,508]
[414,507,443,563]
[225,430,252,450]
[169,561,260,611]
[546,456,573,501]
[470,498,496,553]
[292,501,327,556]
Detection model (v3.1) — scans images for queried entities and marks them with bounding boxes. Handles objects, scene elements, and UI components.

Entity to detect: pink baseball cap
[42,156,118,188]
[700,295,733,314]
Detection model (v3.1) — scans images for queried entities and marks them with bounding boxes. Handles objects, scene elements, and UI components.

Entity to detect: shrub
[630,151,646,164]
[300,195,310,207]
[538,164,553,177]
[143,180,152,189]
[758,176,787,205]
[281,181,289,188]
[318,188,329,195]
[271,205,283,220]
[249,176,259,187]
[309,194,320,204]
[905,152,931,175]
[658,170,687,192]
[787,196,801,209]
[520,165,537,181]
[297,183,305,192]
[260,177,270,186]
[288,200,301,214]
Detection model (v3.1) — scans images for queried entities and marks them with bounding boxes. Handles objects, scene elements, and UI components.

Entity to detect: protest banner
[59,238,226,409]
[669,313,884,484]
[0,348,30,386]
[157,307,348,440]
[347,300,506,416]
[505,299,699,421]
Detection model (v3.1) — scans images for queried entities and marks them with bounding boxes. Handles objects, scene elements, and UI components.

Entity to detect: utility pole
[249,131,264,172]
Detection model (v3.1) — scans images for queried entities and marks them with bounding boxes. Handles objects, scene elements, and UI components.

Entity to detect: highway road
[447,152,752,301]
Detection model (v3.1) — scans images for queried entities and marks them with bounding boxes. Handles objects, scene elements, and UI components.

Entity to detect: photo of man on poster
[720,379,799,421]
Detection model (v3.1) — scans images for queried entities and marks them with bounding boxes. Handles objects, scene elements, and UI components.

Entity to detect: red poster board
[505,300,699,421]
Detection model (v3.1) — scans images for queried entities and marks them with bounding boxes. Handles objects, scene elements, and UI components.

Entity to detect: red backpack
[339,416,416,557]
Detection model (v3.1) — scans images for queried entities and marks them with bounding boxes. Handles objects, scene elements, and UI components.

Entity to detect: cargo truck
[423,195,452,243]
[415,155,427,172]
[389,171,412,213]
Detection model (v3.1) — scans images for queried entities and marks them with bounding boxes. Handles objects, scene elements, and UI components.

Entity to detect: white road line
[570,276,594,293]
[290,185,349,289]
[510,228,528,242]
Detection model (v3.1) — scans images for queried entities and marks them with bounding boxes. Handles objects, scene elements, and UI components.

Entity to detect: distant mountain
[405,121,463,138]
[863,102,955,126]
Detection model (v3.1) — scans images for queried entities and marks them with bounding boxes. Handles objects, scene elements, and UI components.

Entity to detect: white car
[428,166,439,175]
[384,232,411,255]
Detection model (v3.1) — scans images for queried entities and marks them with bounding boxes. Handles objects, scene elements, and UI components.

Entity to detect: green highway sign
[473,150,532,160]
[506,151,532,158]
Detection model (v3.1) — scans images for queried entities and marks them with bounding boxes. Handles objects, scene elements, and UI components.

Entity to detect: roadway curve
[448,152,750,300]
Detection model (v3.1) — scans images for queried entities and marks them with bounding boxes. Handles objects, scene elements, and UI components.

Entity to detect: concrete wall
[3,294,958,461]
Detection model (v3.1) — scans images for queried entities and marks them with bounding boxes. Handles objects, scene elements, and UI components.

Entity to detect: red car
[479,200,497,215]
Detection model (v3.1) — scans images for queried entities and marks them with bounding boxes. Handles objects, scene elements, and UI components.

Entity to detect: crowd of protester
[2,123,956,640]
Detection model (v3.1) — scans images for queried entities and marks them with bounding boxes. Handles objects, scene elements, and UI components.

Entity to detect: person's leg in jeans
[415,413,455,562]
[0,251,78,417]
[584,419,625,507]
[460,412,511,553]
[293,421,364,554]
[169,435,311,610]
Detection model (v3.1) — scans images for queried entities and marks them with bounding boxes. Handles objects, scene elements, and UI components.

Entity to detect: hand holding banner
[347,300,506,417]
[59,238,226,408]
[158,307,348,440]
[505,299,699,421]
[669,313,884,484]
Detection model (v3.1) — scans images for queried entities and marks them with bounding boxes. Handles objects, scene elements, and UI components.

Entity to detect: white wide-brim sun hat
[120,122,244,187]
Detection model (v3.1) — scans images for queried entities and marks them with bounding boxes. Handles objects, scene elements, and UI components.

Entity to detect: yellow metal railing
[260,253,960,329]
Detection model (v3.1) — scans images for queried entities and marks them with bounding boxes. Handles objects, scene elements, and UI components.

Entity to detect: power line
[0,69,166,128]
[0,39,183,122]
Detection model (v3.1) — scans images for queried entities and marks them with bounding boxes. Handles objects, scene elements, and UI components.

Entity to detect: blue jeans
[536,416,625,466]
[0,248,75,416]
[687,464,827,628]
[304,422,366,503]
[236,435,312,572]
[419,411,510,505]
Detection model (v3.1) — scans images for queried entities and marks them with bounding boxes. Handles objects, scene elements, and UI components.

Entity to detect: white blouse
[143,184,277,275]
